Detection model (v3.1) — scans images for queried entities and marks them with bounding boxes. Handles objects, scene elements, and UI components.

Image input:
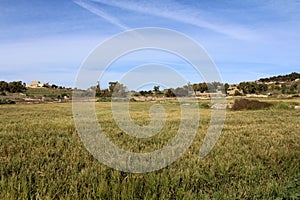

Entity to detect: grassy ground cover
[0,99,299,199]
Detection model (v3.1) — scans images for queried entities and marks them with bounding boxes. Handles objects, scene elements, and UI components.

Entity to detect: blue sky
[0,0,300,88]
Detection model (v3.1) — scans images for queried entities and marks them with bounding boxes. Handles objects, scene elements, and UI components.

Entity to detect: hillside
[0,80,72,104]
[0,72,300,103]
[227,72,300,96]
[259,72,300,82]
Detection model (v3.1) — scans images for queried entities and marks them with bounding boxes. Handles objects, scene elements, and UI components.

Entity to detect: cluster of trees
[93,81,229,98]
[237,82,268,94]
[279,82,299,94]
[237,81,299,95]
[137,82,228,97]
[44,84,66,89]
[138,86,165,97]
[95,81,127,98]
[259,72,300,82]
[92,73,300,98]
[0,81,26,94]
[192,82,229,93]
[168,82,229,97]
[138,90,154,97]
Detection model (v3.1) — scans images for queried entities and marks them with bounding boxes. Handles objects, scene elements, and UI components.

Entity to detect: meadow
[0,98,299,199]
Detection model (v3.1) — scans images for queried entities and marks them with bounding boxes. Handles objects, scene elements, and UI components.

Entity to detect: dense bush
[199,102,210,108]
[97,97,111,102]
[0,99,16,104]
[237,82,268,94]
[274,102,291,110]
[0,81,26,93]
[232,99,272,110]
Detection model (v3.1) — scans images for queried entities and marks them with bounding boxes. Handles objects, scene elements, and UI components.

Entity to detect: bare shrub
[232,98,272,110]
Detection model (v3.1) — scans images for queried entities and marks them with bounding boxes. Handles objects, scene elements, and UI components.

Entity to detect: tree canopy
[0,81,26,93]
[259,72,300,82]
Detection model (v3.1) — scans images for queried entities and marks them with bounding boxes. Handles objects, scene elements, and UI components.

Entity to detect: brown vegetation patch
[232,98,272,110]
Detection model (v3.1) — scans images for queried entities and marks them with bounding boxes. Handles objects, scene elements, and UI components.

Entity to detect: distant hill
[258,72,300,82]
[229,72,300,96]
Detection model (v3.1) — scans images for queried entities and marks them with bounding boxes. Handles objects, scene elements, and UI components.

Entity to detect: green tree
[153,86,160,93]
[289,82,298,94]
[139,90,152,97]
[234,90,242,96]
[257,83,268,93]
[281,84,287,94]
[8,81,26,93]
[111,82,127,97]
[101,89,110,98]
[224,83,230,94]
[109,81,118,93]
[96,81,101,97]
[192,83,200,92]
[199,82,208,93]
[0,81,8,92]
[238,82,257,94]
[248,83,257,94]
[165,89,175,97]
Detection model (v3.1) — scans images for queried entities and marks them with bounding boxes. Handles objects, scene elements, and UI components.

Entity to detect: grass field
[0,99,299,199]
[25,88,72,98]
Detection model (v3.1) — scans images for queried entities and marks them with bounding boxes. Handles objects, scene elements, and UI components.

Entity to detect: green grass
[25,88,72,98]
[0,99,299,199]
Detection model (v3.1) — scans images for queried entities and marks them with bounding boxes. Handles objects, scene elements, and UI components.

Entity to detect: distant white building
[26,81,52,88]
[26,80,41,88]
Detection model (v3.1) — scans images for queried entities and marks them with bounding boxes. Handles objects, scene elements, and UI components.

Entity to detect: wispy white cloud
[90,0,257,40]
[73,0,130,31]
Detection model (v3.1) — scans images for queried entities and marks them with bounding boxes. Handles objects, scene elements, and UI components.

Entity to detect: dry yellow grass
[0,99,299,199]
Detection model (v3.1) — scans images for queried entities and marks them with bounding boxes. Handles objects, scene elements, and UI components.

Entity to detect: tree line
[259,72,300,82]
[93,81,228,98]
[0,81,26,94]
[94,79,299,98]
[237,81,299,95]
[237,82,268,94]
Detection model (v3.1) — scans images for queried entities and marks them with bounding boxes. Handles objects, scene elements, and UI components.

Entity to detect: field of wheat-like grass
[0,99,299,199]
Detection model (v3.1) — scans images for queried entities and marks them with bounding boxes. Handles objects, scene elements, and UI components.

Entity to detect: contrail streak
[73,0,130,31]
[91,0,255,40]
